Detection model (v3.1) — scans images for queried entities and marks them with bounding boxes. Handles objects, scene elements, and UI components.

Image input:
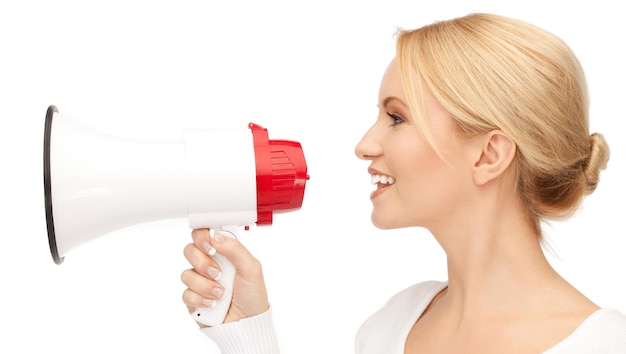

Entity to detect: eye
[387,112,405,126]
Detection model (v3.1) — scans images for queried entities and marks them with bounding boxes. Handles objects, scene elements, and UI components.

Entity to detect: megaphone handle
[191,226,238,327]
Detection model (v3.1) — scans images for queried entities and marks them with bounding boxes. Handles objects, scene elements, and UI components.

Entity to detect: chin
[371,214,399,230]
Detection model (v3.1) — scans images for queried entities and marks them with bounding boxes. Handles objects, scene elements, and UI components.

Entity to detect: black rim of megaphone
[44,105,64,265]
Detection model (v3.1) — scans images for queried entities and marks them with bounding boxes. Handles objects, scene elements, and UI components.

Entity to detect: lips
[369,172,395,199]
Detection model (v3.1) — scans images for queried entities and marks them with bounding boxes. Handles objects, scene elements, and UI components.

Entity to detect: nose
[355,123,381,160]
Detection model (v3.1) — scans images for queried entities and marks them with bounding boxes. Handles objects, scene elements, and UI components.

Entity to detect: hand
[181,228,270,327]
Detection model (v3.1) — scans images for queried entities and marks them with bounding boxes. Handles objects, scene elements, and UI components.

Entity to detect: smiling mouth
[371,174,396,186]
[369,174,395,200]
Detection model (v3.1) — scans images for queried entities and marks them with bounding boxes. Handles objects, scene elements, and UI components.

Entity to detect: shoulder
[355,281,447,354]
[580,309,626,346]
[383,280,448,310]
[363,280,448,324]
[546,308,626,353]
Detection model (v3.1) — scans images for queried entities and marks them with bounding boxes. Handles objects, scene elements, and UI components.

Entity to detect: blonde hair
[395,13,610,232]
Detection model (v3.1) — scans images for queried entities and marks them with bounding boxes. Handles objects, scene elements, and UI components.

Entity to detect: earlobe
[472,130,516,186]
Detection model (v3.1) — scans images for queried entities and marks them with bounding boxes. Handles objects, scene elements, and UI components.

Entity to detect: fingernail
[210,230,225,243]
[213,287,225,299]
[207,266,222,280]
[202,299,216,308]
[203,241,216,256]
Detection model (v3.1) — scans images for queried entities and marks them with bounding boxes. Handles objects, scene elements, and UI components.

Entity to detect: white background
[1,1,624,353]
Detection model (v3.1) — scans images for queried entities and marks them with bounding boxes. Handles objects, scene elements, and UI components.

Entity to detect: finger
[191,228,212,253]
[191,228,223,260]
[182,288,215,310]
[181,288,213,329]
[183,242,223,280]
[205,230,263,279]
[180,268,225,301]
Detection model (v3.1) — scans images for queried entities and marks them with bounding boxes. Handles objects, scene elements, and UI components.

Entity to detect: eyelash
[387,112,404,126]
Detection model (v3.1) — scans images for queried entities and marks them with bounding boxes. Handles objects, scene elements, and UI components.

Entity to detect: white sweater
[202,281,626,353]
[356,281,626,354]
[201,307,280,354]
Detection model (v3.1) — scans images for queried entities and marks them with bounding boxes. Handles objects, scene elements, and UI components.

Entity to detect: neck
[430,192,563,318]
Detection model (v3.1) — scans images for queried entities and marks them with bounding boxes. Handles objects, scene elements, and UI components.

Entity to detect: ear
[472,130,516,186]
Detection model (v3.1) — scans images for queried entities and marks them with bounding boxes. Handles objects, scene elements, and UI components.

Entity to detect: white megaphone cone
[43,105,308,326]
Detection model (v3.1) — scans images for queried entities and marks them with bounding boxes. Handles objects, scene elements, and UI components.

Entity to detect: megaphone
[43,105,308,326]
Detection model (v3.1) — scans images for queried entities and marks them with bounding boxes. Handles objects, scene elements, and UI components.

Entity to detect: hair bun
[583,133,610,194]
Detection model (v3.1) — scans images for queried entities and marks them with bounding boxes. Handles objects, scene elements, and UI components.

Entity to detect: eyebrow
[379,96,409,109]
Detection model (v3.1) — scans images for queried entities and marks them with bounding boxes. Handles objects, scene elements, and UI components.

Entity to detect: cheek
[391,149,460,223]
[392,141,440,186]
[369,131,452,228]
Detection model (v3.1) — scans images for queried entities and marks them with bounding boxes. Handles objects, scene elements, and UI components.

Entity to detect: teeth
[370,174,395,185]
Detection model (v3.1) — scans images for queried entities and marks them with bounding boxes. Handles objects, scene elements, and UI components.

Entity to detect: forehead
[378,58,405,103]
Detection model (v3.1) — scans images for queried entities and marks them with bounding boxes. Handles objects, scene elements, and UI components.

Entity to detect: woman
[181,13,626,353]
